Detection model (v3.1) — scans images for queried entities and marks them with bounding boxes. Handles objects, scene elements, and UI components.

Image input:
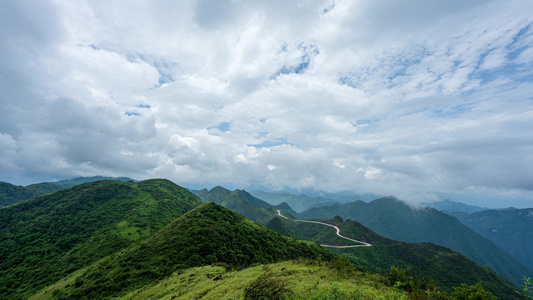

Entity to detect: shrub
[518,277,533,300]
[386,266,449,300]
[451,283,495,300]
[244,267,291,300]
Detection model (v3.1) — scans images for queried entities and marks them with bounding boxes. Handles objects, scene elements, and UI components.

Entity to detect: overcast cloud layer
[1,0,533,207]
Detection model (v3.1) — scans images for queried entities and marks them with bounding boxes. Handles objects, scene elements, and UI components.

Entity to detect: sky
[1,0,533,208]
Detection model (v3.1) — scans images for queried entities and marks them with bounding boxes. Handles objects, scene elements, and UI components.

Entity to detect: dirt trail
[277,210,372,248]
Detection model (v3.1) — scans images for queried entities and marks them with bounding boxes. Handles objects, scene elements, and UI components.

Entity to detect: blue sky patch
[271,42,319,78]
[208,121,231,133]
[249,137,295,148]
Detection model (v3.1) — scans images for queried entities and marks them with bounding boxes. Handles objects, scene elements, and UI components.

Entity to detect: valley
[276,209,372,248]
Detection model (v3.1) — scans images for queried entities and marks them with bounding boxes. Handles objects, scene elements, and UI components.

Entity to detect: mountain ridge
[298,196,533,287]
[0,176,136,207]
[453,208,533,270]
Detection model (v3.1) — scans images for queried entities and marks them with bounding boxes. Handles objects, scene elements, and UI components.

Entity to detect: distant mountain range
[423,199,489,214]
[297,197,533,287]
[426,199,533,271]
[248,190,340,213]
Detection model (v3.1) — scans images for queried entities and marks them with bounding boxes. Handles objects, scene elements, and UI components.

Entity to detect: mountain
[0,176,135,207]
[43,175,136,188]
[424,199,489,214]
[1,178,515,299]
[298,197,533,287]
[192,186,279,224]
[273,214,520,298]
[249,190,340,213]
[45,202,334,299]
[453,208,533,270]
[0,179,202,299]
[273,201,298,217]
[0,181,61,207]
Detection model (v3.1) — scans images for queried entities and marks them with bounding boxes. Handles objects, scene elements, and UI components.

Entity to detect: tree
[518,277,533,300]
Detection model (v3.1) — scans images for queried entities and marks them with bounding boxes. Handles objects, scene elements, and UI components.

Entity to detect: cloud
[1,0,533,207]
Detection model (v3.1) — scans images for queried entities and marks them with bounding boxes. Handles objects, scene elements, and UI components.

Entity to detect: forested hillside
[0,176,135,207]
[192,186,279,224]
[0,179,201,299]
[38,202,334,299]
[0,181,62,207]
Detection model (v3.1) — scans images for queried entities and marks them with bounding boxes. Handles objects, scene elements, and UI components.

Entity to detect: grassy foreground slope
[0,179,202,299]
[47,202,334,299]
[117,260,410,300]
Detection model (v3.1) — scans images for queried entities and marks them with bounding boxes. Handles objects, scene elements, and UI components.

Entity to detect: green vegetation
[243,266,291,299]
[518,277,533,299]
[0,181,61,207]
[0,179,202,299]
[193,186,279,225]
[451,283,496,300]
[274,214,520,299]
[105,260,410,300]
[48,202,334,299]
[1,179,526,299]
[0,176,135,207]
[454,208,533,270]
[299,197,533,287]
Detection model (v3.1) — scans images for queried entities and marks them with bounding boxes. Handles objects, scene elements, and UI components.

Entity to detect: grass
[30,268,87,300]
[118,260,409,300]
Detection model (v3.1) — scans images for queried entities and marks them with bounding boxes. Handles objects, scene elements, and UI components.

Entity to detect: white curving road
[277,210,372,248]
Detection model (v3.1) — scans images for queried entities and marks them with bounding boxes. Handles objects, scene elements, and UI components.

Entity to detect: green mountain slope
[454,208,533,270]
[0,176,135,207]
[298,197,533,287]
[49,202,334,299]
[274,202,298,217]
[0,179,201,299]
[275,214,520,298]
[0,181,61,207]
[193,186,278,224]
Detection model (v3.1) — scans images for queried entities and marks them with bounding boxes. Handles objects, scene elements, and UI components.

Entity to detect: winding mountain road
[277,210,372,248]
